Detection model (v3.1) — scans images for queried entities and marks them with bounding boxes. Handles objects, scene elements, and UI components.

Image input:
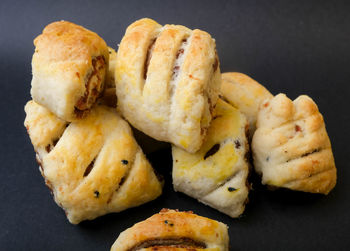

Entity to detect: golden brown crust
[24,101,162,224]
[31,21,109,121]
[115,18,221,153]
[111,209,229,251]
[252,94,336,194]
[221,72,272,137]
[33,21,107,62]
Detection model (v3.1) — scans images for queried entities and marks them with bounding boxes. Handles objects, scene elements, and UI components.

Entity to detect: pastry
[31,21,109,121]
[106,46,117,88]
[115,18,221,153]
[172,99,250,217]
[221,72,273,137]
[252,94,336,194]
[110,209,229,251]
[24,101,163,224]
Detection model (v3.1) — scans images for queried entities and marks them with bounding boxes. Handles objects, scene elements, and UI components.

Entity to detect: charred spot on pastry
[121,159,128,165]
[234,140,241,149]
[204,144,220,159]
[94,190,100,198]
[84,159,95,177]
[228,187,237,192]
[266,156,270,162]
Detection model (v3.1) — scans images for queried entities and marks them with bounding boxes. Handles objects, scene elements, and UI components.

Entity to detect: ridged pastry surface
[252,94,336,194]
[24,101,163,224]
[115,18,221,153]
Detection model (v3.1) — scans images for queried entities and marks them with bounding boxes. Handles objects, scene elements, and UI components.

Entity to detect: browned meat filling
[128,238,206,251]
[75,56,106,117]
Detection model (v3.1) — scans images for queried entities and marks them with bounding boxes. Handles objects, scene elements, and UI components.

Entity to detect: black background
[1,0,349,250]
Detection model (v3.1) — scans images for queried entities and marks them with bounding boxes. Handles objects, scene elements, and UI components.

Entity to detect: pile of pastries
[24,18,337,250]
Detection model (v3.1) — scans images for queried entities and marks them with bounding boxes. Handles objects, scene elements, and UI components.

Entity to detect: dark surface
[1,0,349,250]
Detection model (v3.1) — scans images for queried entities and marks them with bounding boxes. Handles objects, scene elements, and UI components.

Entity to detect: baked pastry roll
[172,99,250,217]
[24,101,163,224]
[115,18,221,153]
[252,94,336,194]
[221,72,272,137]
[111,209,229,251]
[106,46,118,88]
[31,21,109,121]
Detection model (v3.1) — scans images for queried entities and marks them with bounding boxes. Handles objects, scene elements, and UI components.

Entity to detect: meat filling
[75,56,106,117]
[128,238,206,251]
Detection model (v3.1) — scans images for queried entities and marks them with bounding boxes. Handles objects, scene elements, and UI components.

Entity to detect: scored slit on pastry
[143,38,157,81]
[169,38,188,96]
[24,101,163,224]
